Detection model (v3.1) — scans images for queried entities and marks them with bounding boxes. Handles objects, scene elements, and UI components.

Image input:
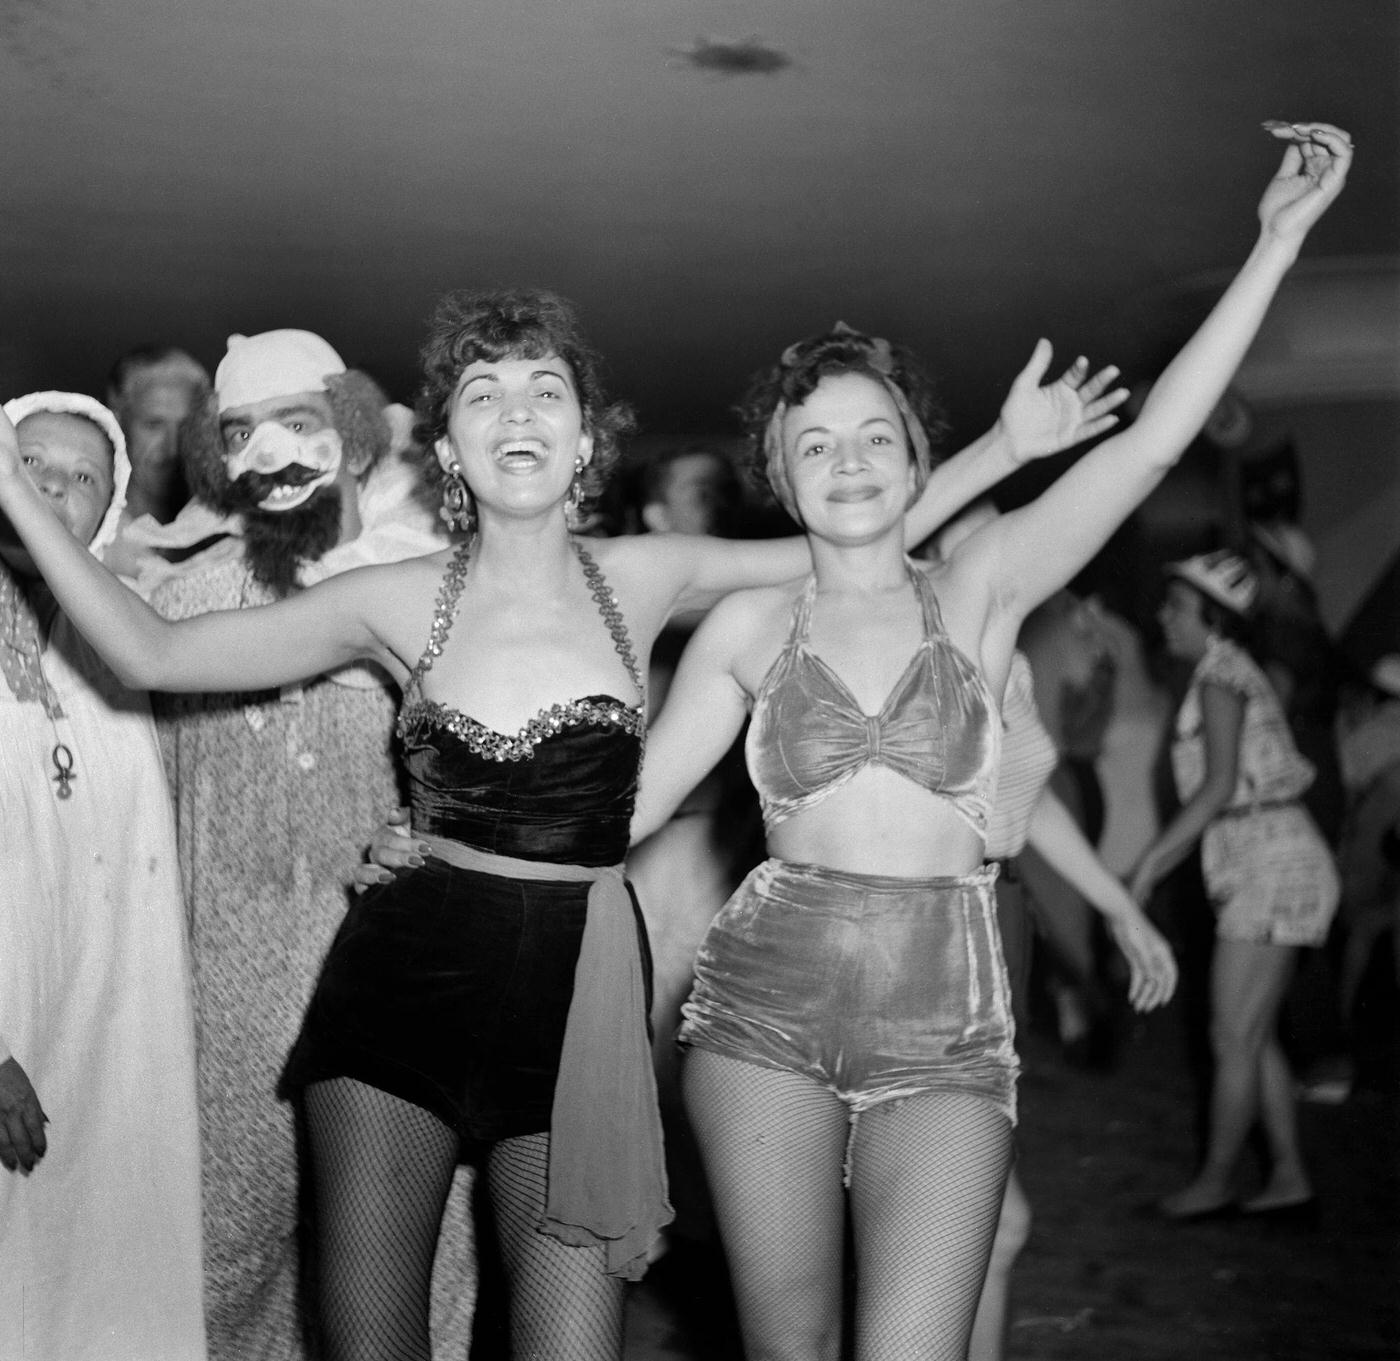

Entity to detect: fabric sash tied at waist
[420,833,672,1280]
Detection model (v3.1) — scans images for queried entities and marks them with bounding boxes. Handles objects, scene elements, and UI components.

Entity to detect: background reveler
[0,390,205,1360]
[122,330,476,1360]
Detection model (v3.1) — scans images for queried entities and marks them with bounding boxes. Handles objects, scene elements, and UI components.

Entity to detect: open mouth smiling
[494,439,548,471]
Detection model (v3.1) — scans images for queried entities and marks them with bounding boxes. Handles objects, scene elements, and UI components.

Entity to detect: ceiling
[2,0,1397,438]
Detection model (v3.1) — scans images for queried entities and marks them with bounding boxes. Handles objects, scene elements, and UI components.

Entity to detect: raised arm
[1026,789,1178,1011]
[902,342,1127,547]
[0,407,393,692]
[630,592,758,845]
[982,122,1352,621]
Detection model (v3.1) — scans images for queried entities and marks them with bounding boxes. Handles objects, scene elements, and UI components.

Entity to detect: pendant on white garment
[51,743,76,800]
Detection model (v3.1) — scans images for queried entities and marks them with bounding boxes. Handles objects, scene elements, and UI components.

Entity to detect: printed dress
[1172,637,1339,946]
[150,478,474,1359]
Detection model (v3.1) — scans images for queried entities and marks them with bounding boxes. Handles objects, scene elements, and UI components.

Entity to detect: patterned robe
[150,467,473,1360]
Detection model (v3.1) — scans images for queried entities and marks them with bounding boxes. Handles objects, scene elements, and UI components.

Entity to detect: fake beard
[238,485,345,598]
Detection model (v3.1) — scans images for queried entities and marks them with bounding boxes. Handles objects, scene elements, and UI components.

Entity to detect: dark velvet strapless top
[745,564,1001,838]
[395,540,647,867]
[398,701,643,866]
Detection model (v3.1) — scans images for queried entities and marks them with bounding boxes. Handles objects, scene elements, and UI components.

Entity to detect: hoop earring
[564,453,586,530]
[440,460,475,535]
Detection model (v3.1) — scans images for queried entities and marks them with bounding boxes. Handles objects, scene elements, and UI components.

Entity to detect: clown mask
[223,417,345,514]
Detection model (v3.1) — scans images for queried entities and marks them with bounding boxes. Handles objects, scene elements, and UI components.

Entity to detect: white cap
[214,330,346,413]
[1168,549,1259,617]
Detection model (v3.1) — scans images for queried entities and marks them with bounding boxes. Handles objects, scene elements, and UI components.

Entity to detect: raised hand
[1258,121,1353,246]
[998,338,1128,465]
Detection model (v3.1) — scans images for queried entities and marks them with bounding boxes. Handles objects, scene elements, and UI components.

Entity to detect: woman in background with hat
[1132,548,1339,1221]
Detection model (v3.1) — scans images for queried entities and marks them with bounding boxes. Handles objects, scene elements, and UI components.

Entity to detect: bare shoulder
[585,531,690,585]
[341,545,457,604]
[693,580,802,688]
[702,579,796,635]
[577,533,692,636]
[335,546,460,665]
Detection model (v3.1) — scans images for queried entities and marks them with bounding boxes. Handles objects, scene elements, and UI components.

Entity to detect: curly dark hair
[179,370,392,514]
[412,287,635,510]
[734,327,950,504]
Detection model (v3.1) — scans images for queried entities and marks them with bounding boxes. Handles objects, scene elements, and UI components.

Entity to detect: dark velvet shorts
[282,857,649,1147]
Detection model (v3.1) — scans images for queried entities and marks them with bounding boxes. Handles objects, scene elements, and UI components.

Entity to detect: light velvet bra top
[745,564,1001,838]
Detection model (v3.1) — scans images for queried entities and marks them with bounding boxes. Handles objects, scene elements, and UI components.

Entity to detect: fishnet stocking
[305,1082,624,1361]
[304,1078,460,1361]
[683,1050,1013,1361]
[486,1132,625,1360]
[682,1049,850,1361]
[848,1092,1013,1360]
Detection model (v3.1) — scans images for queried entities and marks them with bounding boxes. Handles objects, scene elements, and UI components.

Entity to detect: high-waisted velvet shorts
[679,858,1017,1124]
[281,857,650,1148]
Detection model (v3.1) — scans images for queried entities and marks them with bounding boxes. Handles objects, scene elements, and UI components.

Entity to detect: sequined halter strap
[575,540,646,704]
[402,537,646,708]
[402,538,471,709]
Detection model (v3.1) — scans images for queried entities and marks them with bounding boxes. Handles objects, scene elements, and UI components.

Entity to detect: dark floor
[624,960,1398,1360]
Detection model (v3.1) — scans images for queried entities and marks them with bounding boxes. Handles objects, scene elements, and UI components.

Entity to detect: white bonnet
[3,390,131,561]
